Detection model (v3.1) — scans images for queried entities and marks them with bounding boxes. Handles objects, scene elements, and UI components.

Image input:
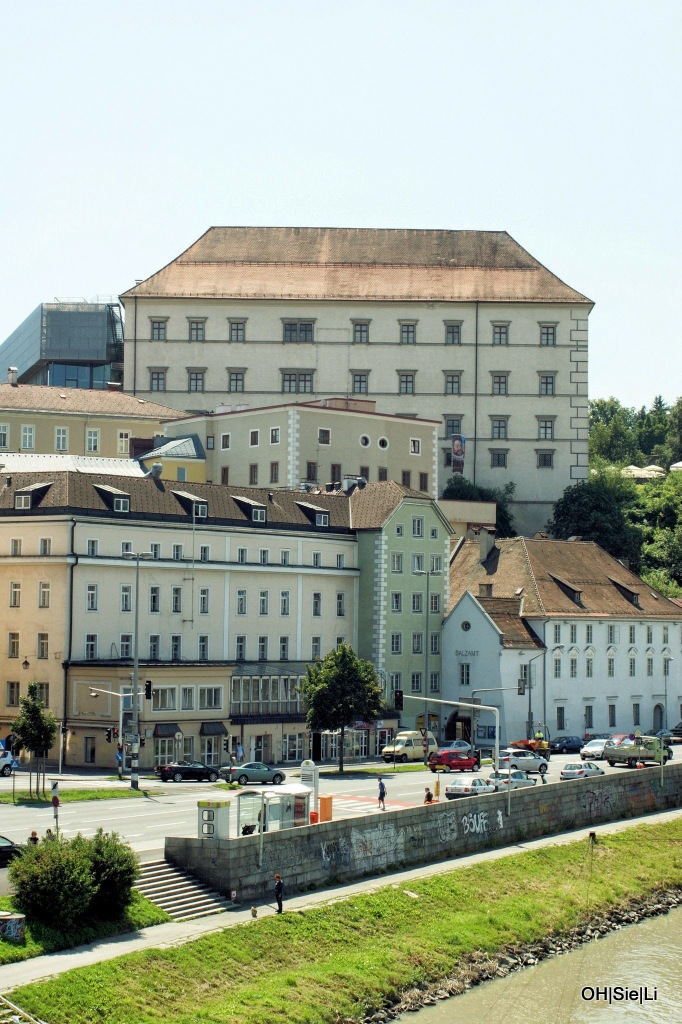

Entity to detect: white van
[381,731,438,763]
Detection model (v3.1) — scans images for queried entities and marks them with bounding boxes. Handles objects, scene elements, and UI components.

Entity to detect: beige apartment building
[152,398,439,492]
[0,379,178,459]
[121,227,593,535]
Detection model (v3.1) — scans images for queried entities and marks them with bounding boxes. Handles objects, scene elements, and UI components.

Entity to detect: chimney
[479,528,496,562]
[7,367,18,386]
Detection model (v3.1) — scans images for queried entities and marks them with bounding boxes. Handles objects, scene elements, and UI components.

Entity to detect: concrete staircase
[136,859,232,921]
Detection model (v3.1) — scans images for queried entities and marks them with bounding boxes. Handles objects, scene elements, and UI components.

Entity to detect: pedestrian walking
[378,777,387,810]
[274,873,284,913]
[424,787,434,804]
[237,742,244,763]
[28,830,39,845]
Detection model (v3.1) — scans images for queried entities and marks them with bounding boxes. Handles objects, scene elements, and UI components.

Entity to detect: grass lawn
[8,818,682,1024]
[0,789,150,805]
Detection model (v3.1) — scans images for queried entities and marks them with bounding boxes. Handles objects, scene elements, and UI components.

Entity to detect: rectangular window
[400,323,416,344]
[189,320,205,342]
[490,450,507,468]
[663,626,669,643]
[306,461,317,482]
[153,687,177,711]
[311,636,321,659]
[170,634,182,660]
[330,463,342,484]
[537,451,554,468]
[584,705,593,728]
[570,624,577,644]
[237,547,247,564]
[391,632,402,655]
[539,375,555,396]
[556,707,566,731]
[229,320,246,342]
[318,428,331,446]
[663,657,671,677]
[188,371,205,392]
[633,702,640,726]
[199,545,209,562]
[15,494,30,509]
[492,374,508,395]
[221,433,231,450]
[391,592,402,613]
[492,324,508,345]
[280,549,290,566]
[586,624,593,644]
[86,429,100,453]
[85,634,98,660]
[312,592,322,617]
[235,635,246,660]
[39,582,50,608]
[647,657,653,677]
[607,624,618,644]
[279,636,289,660]
[629,659,636,680]
[445,373,461,395]
[445,323,461,345]
[150,371,166,391]
[172,544,183,561]
[412,592,423,613]
[228,371,245,392]
[149,542,160,560]
[540,324,556,346]
[412,516,424,538]
[8,632,19,658]
[586,657,593,678]
[491,419,507,440]
[410,672,422,692]
[149,634,160,659]
[10,538,22,556]
[412,632,423,654]
[34,683,49,706]
[570,657,577,678]
[0,423,8,448]
[336,592,345,616]
[151,320,167,340]
[55,427,68,452]
[37,633,49,659]
[181,686,194,711]
[21,425,35,450]
[39,538,51,556]
[419,472,428,492]
[283,321,314,343]
[352,322,369,343]
[270,461,279,483]
[629,625,636,644]
[430,592,440,613]
[352,372,368,394]
[199,588,209,614]
[86,584,97,611]
[237,589,247,615]
[554,657,562,678]
[391,553,403,574]
[119,633,132,658]
[398,372,415,394]
[312,551,322,568]
[149,586,160,613]
[199,686,221,709]
[554,624,561,644]
[172,587,182,613]
[430,632,440,655]
[7,681,20,706]
[117,430,131,455]
[280,590,290,615]
[259,548,269,565]
[402,470,412,487]
[282,371,313,393]
[538,419,554,440]
[444,417,462,437]
[9,582,21,608]
[258,636,268,660]
[607,656,615,677]
[646,625,653,644]
[249,464,258,485]
[608,703,616,728]
[460,663,470,686]
[259,590,269,615]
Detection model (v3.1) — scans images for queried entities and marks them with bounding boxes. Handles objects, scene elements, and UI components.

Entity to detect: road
[0,753,635,873]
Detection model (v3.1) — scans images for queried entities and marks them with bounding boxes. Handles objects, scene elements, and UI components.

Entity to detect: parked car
[154,760,220,783]
[560,761,606,780]
[604,735,671,767]
[0,835,26,867]
[669,721,682,740]
[437,739,473,755]
[549,735,583,754]
[499,748,549,774]
[487,769,536,790]
[428,750,480,773]
[219,762,286,785]
[444,777,496,799]
[580,739,608,760]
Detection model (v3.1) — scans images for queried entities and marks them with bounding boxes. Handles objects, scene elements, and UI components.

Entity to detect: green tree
[9,833,96,928]
[666,396,682,466]
[301,644,383,773]
[634,396,669,461]
[547,471,642,567]
[441,476,516,537]
[73,829,139,917]
[11,681,58,797]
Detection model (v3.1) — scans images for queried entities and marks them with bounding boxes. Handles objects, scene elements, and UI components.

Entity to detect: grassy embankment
[8,818,682,1024]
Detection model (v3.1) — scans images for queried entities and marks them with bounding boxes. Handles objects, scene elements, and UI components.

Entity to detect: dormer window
[114,497,130,512]
[252,508,266,523]
[194,503,208,518]
[15,494,30,509]
[315,513,329,527]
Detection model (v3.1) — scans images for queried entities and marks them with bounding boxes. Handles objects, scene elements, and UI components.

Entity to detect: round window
[360,435,370,447]
[461,621,471,631]
[378,436,389,449]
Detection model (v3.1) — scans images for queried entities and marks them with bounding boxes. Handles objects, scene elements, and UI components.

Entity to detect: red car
[428,750,481,773]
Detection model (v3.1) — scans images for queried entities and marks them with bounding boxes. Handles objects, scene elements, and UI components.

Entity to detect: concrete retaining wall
[165,764,682,904]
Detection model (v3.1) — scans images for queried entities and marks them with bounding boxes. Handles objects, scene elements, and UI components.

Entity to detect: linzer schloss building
[122,228,592,536]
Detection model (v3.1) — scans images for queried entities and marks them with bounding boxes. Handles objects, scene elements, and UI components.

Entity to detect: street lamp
[413,568,443,764]
[664,657,672,732]
[123,551,152,790]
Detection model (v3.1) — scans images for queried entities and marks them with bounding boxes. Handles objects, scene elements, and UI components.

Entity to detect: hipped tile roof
[477,596,545,649]
[0,384,180,420]
[122,227,591,305]
[450,537,682,619]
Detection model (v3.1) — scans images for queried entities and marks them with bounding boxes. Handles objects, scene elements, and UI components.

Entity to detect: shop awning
[200,721,228,736]
[153,723,182,738]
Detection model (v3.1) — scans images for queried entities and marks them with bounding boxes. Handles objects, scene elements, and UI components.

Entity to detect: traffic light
[145,680,153,700]
[113,728,119,739]
[105,728,112,743]
[394,689,404,711]
[223,739,230,753]
[517,679,526,695]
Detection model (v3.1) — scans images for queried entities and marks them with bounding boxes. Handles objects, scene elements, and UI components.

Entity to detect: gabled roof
[0,383,180,420]
[348,480,446,530]
[450,537,682,619]
[121,227,592,305]
[476,596,545,649]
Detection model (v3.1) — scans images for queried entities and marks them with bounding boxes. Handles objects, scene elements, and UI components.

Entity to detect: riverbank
[8,818,682,1024]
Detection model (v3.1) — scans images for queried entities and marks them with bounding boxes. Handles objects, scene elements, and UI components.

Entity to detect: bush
[9,835,95,928]
[9,829,139,929]
[76,829,139,917]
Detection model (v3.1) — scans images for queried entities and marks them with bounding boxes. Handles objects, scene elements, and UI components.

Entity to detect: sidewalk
[2,806,681,994]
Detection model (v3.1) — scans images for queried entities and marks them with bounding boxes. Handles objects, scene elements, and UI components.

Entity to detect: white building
[121,227,593,534]
[443,533,682,746]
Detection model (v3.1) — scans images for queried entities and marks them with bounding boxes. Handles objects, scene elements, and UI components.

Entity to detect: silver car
[560,761,606,780]
[487,769,536,790]
[499,748,549,774]
[444,777,496,799]
[580,739,608,760]
[220,761,286,785]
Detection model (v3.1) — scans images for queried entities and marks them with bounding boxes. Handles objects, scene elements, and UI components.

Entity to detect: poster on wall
[451,434,466,474]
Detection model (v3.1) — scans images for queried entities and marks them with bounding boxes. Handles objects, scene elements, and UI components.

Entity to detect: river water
[400,906,682,1024]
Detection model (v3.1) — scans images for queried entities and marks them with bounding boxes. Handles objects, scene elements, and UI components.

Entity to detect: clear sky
[1,0,679,409]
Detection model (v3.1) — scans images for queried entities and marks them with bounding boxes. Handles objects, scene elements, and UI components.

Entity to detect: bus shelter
[237,783,311,836]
